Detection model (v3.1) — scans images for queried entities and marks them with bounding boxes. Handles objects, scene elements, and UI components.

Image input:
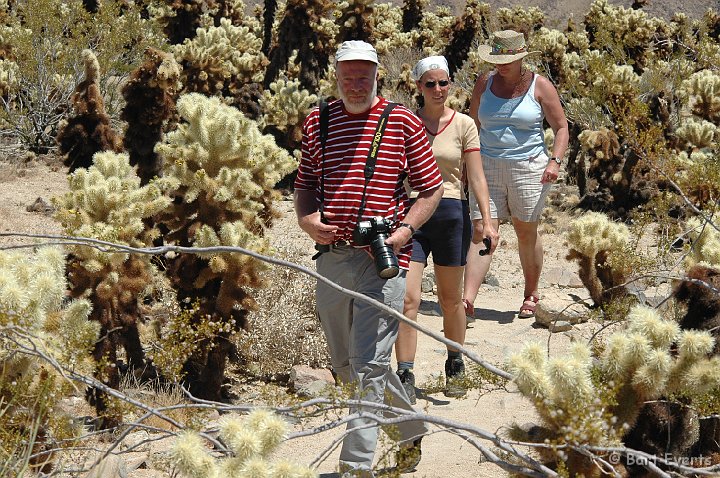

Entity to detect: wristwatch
[550,156,562,165]
[398,222,416,234]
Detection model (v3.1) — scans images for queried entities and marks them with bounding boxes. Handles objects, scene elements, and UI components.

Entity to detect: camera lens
[370,234,399,279]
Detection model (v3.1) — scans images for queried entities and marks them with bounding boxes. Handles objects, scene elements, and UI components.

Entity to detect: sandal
[518,295,539,319]
[463,298,476,323]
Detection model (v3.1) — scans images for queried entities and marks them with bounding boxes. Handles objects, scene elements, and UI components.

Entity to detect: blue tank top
[477,72,547,160]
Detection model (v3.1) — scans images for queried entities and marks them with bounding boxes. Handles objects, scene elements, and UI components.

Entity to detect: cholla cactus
[372,3,418,56]
[121,47,181,185]
[442,0,491,76]
[565,211,631,305]
[263,0,336,91]
[57,49,123,173]
[577,128,622,202]
[400,0,427,32]
[0,58,18,97]
[260,77,318,150]
[685,216,720,269]
[173,17,266,97]
[171,410,316,478]
[0,247,98,472]
[53,151,170,423]
[678,69,720,123]
[508,305,720,475]
[584,0,665,71]
[154,93,296,400]
[496,6,545,32]
[672,151,720,207]
[417,6,455,56]
[675,118,718,151]
[529,28,568,84]
[336,0,376,44]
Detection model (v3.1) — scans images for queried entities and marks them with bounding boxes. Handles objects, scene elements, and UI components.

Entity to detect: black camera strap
[355,102,397,222]
[318,99,330,223]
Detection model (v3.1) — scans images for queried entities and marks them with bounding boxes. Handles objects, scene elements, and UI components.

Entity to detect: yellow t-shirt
[409,111,480,200]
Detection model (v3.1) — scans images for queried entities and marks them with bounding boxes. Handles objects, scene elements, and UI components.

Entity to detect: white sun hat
[335,40,379,65]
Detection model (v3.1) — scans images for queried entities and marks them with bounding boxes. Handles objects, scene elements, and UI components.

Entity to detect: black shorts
[411,198,471,267]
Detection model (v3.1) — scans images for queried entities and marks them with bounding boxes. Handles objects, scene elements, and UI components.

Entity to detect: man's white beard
[339,82,378,114]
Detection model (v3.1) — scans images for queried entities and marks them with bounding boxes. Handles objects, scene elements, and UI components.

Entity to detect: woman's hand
[541,161,560,184]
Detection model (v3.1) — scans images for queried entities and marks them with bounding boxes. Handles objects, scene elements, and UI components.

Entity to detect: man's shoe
[395,437,422,473]
[339,463,375,478]
[396,368,417,405]
[444,356,466,398]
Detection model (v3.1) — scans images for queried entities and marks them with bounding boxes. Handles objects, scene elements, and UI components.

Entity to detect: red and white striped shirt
[295,97,443,269]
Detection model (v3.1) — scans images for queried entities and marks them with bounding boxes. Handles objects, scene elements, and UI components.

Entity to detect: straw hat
[477,30,540,65]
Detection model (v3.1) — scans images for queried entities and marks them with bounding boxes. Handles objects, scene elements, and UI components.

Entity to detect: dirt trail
[3,162,597,477]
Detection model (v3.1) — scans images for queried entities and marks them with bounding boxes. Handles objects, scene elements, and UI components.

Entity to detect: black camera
[352,216,399,279]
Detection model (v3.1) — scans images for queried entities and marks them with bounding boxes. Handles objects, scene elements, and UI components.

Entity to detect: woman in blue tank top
[462,30,569,320]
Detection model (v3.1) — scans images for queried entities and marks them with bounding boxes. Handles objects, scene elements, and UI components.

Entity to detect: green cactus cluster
[508,305,720,475]
[170,410,317,478]
[152,92,296,400]
[565,211,634,306]
[173,17,267,97]
[0,247,98,473]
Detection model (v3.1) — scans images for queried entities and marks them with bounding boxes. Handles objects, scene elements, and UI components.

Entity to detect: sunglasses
[423,79,450,88]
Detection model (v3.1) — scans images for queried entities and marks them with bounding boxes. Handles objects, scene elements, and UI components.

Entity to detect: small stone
[421,271,435,293]
[83,454,128,478]
[549,321,573,333]
[26,196,54,216]
[535,290,592,327]
[484,273,500,287]
[289,365,334,396]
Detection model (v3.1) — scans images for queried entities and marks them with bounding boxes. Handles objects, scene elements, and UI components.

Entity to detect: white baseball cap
[335,40,379,65]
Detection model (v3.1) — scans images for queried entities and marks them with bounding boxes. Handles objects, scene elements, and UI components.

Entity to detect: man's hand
[298,210,339,244]
[385,225,413,254]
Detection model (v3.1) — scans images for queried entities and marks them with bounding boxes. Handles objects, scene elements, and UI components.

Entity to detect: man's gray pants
[316,245,428,473]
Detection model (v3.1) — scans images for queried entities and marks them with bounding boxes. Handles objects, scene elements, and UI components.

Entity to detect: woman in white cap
[395,55,497,402]
[463,29,569,321]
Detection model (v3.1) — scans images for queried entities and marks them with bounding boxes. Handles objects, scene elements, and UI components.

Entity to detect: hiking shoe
[395,437,422,473]
[397,368,417,405]
[444,356,466,398]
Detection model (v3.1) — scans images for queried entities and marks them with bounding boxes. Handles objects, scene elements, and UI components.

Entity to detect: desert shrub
[0,0,163,153]
[240,247,329,377]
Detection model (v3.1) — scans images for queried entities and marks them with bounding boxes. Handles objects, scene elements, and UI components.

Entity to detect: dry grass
[239,246,330,378]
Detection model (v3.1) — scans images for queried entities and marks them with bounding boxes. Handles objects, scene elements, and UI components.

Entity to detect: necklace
[509,69,527,89]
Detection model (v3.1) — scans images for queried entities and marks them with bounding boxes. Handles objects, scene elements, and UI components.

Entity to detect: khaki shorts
[469,153,551,222]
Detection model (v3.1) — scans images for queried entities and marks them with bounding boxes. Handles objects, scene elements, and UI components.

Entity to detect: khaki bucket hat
[477,30,540,65]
